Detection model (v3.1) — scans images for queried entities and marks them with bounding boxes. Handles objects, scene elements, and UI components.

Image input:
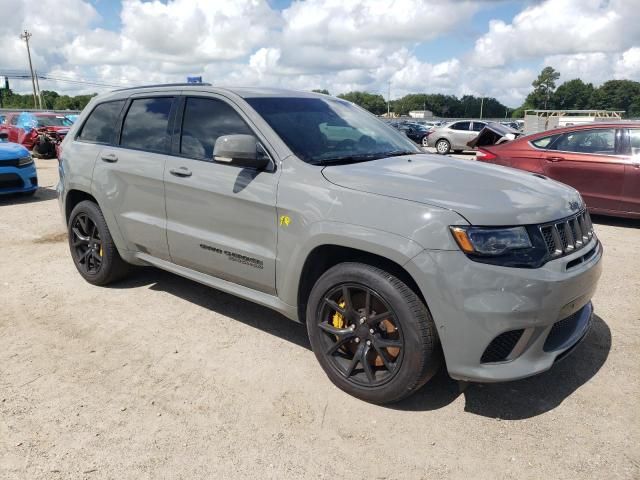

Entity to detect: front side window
[180,97,252,160]
[451,121,470,131]
[120,97,174,153]
[245,97,420,164]
[78,100,126,144]
[554,128,616,155]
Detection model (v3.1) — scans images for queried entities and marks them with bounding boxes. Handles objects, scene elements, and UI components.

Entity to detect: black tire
[68,200,129,285]
[306,262,440,404]
[435,139,450,154]
[453,150,463,154]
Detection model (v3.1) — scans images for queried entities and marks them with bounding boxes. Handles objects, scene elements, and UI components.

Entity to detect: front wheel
[306,263,440,404]
[435,139,450,154]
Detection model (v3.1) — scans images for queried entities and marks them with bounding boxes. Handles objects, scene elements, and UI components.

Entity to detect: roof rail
[111,82,212,92]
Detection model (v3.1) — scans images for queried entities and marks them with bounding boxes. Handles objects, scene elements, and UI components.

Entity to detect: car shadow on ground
[0,186,58,206]
[111,267,611,419]
[591,214,639,229]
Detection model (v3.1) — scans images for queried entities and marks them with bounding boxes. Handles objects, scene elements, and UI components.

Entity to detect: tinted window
[121,97,174,153]
[451,122,470,131]
[180,97,252,160]
[79,101,125,144]
[472,122,486,131]
[10,116,18,126]
[531,135,558,149]
[629,129,640,156]
[554,129,615,155]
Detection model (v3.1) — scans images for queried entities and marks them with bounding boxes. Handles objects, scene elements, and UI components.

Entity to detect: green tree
[311,89,330,95]
[526,66,561,109]
[337,91,387,115]
[590,80,640,116]
[552,79,595,109]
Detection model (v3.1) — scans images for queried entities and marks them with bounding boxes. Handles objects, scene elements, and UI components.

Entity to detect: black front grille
[539,210,594,259]
[544,309,582,352]
[481,329,524,363]
[0,173,24,189]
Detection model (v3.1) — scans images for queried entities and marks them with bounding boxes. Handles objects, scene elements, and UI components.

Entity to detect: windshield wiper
[312,150,419,166]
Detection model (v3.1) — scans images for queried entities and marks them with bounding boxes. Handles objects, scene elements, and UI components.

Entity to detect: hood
[0,141,30,160]
[467,122,521,149]
[321,154,584,225]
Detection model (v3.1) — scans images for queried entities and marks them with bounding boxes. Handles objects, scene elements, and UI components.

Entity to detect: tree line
[314,69,640,118]
[0,89,96,110]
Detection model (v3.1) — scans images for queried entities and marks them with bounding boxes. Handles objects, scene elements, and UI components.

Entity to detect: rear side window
[472,122,486,131]
[180,97,252,160]
[531,135,558,149]
[451,122,470,131]
[78,100,125,144]
[121,97,174,153]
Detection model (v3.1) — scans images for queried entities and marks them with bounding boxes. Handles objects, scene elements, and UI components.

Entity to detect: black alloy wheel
[71,213,103,275]
[317,283,404,387]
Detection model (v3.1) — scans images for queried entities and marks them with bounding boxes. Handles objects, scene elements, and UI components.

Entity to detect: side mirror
[213,134,270,170]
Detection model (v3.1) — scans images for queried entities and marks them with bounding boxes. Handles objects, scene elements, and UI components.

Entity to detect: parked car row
[0,132,38,196]
[0,111,74,158]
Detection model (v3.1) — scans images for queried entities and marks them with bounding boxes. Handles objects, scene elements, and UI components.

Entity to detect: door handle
[101,153,118,163]
[545,156,564,162]
[169,167,192,178]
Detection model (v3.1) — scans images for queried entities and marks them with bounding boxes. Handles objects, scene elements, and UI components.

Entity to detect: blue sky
[4,0,639,106]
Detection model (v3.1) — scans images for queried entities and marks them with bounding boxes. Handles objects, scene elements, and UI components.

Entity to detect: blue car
[0,133,38,196]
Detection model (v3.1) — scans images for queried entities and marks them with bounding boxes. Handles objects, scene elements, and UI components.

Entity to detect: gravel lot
[1,158,638,479]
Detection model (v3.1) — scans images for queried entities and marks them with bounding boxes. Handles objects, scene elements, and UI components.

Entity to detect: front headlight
[450,226,531,255]
[18,155,33,167]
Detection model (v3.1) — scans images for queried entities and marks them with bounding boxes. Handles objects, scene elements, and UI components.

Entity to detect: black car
[389,122,430,147]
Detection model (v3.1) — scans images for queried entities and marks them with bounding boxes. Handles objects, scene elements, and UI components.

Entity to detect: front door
[541,127,626,213]
[164,95,279,294]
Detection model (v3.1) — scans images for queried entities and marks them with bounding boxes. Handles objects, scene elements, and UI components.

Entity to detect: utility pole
[387,81,391,118]
[20,30,38,109]
[479,96,484,120]
[34,71,43,109]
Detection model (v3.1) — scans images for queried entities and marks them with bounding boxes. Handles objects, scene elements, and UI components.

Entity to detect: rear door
[620,128,640,215]
[541,127,626,212]
[164,95,279,294]
[92,95,177,260]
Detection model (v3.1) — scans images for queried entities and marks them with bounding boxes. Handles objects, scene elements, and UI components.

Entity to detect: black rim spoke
[317,283,404,387]
[71,214,102,274]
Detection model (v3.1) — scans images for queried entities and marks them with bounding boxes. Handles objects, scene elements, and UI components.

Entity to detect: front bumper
[0,164,38,195]
[406,237,602,382]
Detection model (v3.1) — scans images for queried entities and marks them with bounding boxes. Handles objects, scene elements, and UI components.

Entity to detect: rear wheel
[435,139,450,154]
[421,136,429,147]
[306,262,440,404]
[68,200,129,285]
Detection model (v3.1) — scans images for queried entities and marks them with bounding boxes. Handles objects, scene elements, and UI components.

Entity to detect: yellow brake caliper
[332,300,347,328]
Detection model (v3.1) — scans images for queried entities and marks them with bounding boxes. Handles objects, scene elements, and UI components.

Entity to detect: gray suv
[58,85,602,404]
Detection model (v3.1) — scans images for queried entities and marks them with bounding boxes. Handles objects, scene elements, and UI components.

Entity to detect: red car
[0,112,71,153]
[475,123,640,219]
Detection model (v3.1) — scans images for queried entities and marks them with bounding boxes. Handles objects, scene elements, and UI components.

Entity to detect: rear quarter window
[530,135,558,149]
[78,100,125,144]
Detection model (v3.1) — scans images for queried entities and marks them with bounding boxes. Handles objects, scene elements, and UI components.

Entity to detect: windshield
[36,116,72,127]
[245,97,421,164]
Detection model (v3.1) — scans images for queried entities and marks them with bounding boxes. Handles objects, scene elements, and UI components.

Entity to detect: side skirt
[135,252,299,322]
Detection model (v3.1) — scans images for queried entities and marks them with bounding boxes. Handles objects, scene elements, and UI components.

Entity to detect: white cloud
[473,0,640,68]
[1,0,639,107]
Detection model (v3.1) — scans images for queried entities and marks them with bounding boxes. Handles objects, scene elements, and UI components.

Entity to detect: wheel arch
[296,244,426,323]
[65,189,98,224]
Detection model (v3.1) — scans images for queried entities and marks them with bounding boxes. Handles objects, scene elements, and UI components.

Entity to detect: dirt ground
[1,158,638,479]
